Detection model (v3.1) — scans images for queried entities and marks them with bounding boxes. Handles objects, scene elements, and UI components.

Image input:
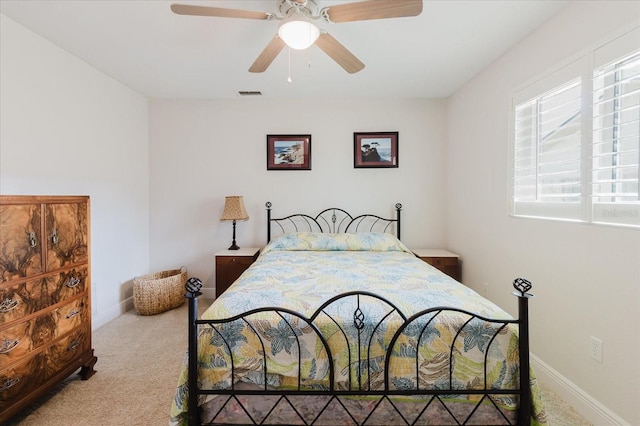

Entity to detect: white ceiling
[0,0,569,99]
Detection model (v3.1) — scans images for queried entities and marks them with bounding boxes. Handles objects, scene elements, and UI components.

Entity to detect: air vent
[238,91,262,96]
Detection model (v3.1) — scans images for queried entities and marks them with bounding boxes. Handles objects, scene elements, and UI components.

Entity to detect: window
[592,51,640,226]
[510,26,639,228]
[513,78,583,220]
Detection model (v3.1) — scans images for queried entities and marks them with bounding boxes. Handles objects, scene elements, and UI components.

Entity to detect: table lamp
[220,196,249,250]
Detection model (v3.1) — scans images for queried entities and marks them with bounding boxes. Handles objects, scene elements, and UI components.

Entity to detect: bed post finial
[185,277,202,298]
[512,277,533,298]
[513,277,533,425]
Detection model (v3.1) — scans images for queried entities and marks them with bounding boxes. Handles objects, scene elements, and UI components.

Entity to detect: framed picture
[354,132,398,168]
[267,134,311,170]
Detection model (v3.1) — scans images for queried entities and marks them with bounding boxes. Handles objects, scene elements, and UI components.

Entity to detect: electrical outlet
[590,336,603,363]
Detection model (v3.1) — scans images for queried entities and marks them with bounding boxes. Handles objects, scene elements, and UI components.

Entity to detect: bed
[170,203,546,426]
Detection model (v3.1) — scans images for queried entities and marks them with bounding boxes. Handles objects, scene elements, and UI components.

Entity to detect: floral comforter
[170,232,547,425]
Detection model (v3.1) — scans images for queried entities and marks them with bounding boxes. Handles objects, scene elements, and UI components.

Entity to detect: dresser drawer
[0,267,88,327]
[412,249,461,282]
[424,257,457,270]
[0,352,46,411]
[47,266,89,305]
[0,296,88,367]
[54,296,88,336]
[420,257,461,281]
[0,277,47,325]
[45,202,89,271]
[0,326,88,412]
[45,326,90,372]
[0,203,43,283]
[0,319,37,365]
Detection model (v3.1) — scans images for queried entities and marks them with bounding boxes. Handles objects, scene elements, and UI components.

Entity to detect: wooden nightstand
[215,247,260,297]
[412,249,461,281]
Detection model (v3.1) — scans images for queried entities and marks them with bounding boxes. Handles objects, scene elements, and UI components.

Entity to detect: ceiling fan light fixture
[278,16,319,50]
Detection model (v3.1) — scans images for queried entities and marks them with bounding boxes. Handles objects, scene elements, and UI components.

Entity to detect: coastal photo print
[267,134,311,170]
[354,132,398,168]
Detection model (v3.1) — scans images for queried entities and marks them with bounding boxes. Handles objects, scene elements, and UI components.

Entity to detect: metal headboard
[266,202,402,242]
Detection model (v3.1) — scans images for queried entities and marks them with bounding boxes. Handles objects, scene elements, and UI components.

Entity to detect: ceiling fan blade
[315,33,365,74]
[170,4,272,20]
[323,0,423,23]
[249,36,286,73]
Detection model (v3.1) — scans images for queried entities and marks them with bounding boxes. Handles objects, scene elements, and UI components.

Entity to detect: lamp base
[228,219,240,250]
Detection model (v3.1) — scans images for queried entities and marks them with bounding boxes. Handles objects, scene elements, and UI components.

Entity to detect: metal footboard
[184,278,533,426]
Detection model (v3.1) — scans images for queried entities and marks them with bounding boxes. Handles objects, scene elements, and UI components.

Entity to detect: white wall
[446,2,640,424]
[0,15,150,329]
[4,3,639,423]
[148,98,447,294]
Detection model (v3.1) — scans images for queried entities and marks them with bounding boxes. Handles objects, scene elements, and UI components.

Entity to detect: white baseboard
[200,286,216,300]
[92,296,134,330]
[91,290,214,331]
[531,353,630,425]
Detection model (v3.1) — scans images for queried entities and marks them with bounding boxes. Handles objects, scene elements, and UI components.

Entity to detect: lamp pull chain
[287,47,292,83]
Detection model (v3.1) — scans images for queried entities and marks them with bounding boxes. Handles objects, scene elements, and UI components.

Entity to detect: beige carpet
[8,301,592,426]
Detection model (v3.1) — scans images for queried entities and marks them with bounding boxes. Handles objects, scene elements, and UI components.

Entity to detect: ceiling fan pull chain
[287,47,293,83]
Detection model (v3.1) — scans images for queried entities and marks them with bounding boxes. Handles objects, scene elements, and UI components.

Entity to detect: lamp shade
[220,196,249,221]
[278,15,319,50]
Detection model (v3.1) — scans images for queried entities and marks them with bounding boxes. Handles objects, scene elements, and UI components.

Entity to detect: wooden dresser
[0,195,97,422]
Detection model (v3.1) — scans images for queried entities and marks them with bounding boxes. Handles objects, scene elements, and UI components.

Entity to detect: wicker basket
[133,267,187,315]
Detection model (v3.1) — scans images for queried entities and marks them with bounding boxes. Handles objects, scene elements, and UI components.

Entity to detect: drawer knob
[0,377,20,391]
[51,229,59,245]
[65,277,81,288]
[0,298,19,313]
[0,338,20,354]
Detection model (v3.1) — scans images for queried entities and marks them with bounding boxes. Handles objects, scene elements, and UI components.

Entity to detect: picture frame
[354,132,398,168]
[267,134,312,170]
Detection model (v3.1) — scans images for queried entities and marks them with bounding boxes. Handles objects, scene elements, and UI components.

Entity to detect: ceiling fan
[170,0,423,74]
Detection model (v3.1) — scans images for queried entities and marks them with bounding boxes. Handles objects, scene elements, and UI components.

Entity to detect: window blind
[592,51,640,226]
[510,26,639,227]
[513,78,582,219]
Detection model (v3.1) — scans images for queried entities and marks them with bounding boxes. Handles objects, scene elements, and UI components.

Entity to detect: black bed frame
[184,203,534,426]
[266,201,403,242]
